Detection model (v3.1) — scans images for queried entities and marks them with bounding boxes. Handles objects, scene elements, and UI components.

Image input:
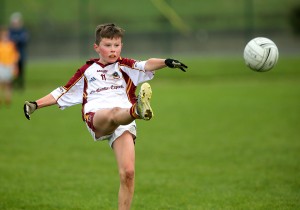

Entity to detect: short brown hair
[95,23,125,44]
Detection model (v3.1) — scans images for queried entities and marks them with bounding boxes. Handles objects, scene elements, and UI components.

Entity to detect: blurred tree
[244,0,254,40]
[290,5,300,35]
[0,0,5,25]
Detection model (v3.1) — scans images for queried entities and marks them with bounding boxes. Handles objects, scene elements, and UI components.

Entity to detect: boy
[9,12,29,90]
[23,23,187,210]
[0,27,19,107]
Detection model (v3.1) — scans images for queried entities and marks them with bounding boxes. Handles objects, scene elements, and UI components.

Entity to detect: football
[243,37,279,72]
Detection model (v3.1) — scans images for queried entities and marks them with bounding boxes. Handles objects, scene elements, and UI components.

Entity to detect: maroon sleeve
[63,62,92,90]
[119,57,136,68]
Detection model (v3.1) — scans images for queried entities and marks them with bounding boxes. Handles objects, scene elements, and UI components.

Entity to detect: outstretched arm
[24,94,57,120]
[35,94,57,108]
[144,58,166,71]
[144,58,188,72]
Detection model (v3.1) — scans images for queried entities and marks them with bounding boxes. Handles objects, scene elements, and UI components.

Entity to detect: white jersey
[51,57,154,119]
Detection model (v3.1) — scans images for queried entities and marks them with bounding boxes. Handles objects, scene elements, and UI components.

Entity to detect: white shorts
[0,64,14,82]
[85,120,137,148]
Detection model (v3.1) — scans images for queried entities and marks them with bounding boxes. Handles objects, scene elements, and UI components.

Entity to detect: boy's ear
[93,43,99,52]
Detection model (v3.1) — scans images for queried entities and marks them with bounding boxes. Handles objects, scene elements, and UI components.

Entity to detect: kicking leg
[92,82,153,137]
[113,131,135,210]
[93,107,135,137]
[136,82,153,120]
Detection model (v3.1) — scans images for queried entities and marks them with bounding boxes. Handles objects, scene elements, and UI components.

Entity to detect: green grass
[0,57,299,209]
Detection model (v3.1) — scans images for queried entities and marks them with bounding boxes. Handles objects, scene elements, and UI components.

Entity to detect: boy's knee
[120,169,135,185]
[110,107,121,124]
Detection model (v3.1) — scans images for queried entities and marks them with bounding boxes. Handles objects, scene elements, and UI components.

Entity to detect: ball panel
[243,41,265,70]
[259,46,279,72]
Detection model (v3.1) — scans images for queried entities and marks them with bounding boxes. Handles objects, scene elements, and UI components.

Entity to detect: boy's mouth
[109,55,116,58]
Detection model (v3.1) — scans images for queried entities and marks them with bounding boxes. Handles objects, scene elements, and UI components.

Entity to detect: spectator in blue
[9,12,29,90]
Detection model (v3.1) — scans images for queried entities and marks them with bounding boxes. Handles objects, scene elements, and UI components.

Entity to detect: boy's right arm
[24,94,57,120]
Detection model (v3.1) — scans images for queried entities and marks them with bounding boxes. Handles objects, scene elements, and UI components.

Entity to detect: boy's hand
[165,58,188,72]
[24,101,38,120]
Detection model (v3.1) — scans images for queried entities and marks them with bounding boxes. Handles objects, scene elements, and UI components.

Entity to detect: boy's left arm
[144,58,188,72]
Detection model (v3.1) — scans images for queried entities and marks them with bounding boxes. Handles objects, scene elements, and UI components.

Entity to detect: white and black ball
[244,37,279,72]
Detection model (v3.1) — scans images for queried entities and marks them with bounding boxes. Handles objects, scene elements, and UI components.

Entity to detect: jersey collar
[86,57,122,68]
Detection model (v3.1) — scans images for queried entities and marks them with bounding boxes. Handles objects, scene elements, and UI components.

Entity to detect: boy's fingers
[180,63,188,68]
[179,67,186,72]
[24,102,30,120]
[23,101,38,120]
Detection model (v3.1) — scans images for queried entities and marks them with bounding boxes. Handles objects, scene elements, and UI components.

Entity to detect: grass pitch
[0,57,299,209]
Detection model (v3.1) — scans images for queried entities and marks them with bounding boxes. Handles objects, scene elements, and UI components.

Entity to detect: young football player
[0,27,19,107]
[9,12,29,90]
[23,23,187,210]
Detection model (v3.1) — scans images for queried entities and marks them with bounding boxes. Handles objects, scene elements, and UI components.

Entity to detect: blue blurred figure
[9,12,29,90]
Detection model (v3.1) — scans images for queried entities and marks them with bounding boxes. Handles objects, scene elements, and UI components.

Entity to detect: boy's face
[94,37,122,64]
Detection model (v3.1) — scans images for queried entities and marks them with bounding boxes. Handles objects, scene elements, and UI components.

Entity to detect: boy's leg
[93,107,135,137]
[113,131,135,210]
[92,82,153,137]
[0,83,3,106]
[4,82,12,105]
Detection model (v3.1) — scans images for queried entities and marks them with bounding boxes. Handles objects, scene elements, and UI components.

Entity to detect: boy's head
[94,23,124,64]
[10,12,23,29]
[95,23,124,45]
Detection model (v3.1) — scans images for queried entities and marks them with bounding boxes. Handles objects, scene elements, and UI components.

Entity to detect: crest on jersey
[112,71,120,79]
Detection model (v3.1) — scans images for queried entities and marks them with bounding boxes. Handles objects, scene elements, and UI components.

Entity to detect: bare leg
[4,82,12,106]
[113,131,135,210]
[0,83,3,106]
[92,82,154,137]
[93,107,135,137]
